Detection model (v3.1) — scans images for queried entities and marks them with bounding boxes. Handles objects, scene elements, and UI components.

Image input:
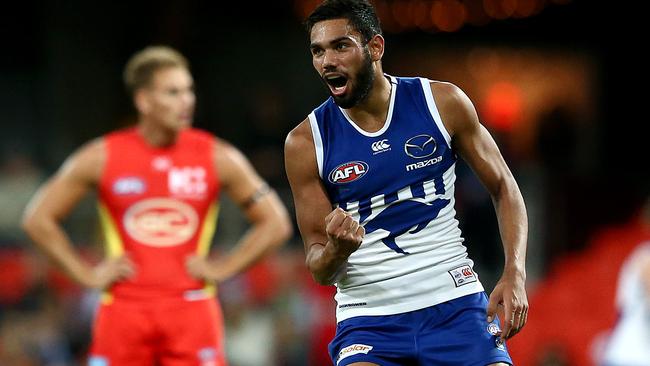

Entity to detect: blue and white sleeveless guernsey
[309,75,484,323]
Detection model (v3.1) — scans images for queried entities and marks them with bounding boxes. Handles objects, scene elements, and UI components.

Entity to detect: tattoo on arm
[241,183,272,209]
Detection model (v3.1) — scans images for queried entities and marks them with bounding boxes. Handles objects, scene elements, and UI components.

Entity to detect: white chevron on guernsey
[339,164,455,225]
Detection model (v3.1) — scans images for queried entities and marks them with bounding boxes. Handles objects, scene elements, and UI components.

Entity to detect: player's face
[139,66,195,131]
[310,19,375,109]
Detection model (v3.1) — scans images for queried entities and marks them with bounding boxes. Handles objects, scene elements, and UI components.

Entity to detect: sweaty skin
[286,18,528,351]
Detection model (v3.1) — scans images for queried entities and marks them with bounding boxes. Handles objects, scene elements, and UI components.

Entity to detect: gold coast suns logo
[123,198,198,247]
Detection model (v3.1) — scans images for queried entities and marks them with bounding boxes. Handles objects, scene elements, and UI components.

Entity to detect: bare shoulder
[213,136,239,160]
[212,136,266,191]
[60,137,106,184]
[284,118,313,154]
[429,80,465,105]
[428,80,479,136]
[213,136,249,174]
[284,118,317,173]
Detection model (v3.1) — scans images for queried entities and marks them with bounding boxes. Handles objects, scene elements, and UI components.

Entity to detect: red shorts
[88,296,227,366]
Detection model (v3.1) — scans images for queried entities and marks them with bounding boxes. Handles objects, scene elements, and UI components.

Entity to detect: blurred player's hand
[325,207,365,257]
[85,256,135,290]
[185,255,225,284]
[486,269,528,340]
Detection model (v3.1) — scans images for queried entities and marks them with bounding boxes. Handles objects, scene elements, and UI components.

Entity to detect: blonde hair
[123,46,189,94]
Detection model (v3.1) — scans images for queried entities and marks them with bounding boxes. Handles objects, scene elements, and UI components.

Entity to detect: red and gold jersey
[97,127,220,301]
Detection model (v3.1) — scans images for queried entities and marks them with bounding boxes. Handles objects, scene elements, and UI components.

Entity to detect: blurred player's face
[310,19,375,109]
[137,66,195,132]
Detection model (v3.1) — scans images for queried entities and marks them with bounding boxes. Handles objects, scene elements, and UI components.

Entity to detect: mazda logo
[404,134,436,158]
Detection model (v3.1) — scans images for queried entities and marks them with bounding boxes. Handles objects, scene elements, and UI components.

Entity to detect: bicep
[288,168,332,246]
[284,126,332,249]
[24,142,102,221]
[436,83,513,196]
[215,140,283,222]
[454,123,513,196]
[32,173,91,220]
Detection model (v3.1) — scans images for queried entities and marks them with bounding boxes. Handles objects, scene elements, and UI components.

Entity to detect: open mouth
[324,74,348,96]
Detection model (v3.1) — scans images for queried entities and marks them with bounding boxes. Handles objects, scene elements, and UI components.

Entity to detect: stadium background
[0,1,647,365]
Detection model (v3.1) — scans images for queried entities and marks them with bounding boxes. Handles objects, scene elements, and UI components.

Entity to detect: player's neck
[345,74,392,132]
[136,120,180,147]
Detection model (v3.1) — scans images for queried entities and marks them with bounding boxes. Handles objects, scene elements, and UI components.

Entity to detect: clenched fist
[325,207,365,257]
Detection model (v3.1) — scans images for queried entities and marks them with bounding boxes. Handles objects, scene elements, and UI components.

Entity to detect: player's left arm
[431,81,528,340]
[186,137,293,283]
[638,249,650,296]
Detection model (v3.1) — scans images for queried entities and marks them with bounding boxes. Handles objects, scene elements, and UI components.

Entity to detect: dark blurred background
[1,1,647,365]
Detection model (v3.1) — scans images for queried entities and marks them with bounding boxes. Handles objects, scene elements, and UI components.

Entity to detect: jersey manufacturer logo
[338,302,367,309]
[371,139,391,154]
[152,156,172,171]
[337,344,373,365]
[448,265,478,287]
[112,177,146,195]
[404,134,436,158]
[123,197,198,247]
[328,161,369,184]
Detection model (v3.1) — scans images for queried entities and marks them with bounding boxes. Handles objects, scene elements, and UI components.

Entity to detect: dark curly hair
[305,0,383,43]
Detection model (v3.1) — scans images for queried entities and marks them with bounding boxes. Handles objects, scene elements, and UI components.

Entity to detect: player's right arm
[284,119,365,285]
[21,139,134,289]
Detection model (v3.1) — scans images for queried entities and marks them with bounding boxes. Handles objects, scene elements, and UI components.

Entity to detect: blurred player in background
[22,45,292,366]
[284,0,528,365]
[601,241,650,365]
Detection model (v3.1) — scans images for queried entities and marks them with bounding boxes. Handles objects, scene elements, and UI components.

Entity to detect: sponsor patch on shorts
[495,337,506,351]
[197,347,218,366]
[337,343,373,365]
[88,356,109,366]
[448,265,478,287]
[487,322,501,335]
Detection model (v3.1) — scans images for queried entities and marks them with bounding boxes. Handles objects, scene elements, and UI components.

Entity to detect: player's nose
[321,49,338,69]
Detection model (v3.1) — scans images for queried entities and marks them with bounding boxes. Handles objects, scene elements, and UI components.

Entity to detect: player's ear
[134,89,150,115]
[367,34,384,62]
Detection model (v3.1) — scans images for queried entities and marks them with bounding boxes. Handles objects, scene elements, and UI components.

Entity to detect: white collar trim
[339,75,397,137]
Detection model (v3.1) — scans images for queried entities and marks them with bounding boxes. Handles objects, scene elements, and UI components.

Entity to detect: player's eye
[311,47,324,57]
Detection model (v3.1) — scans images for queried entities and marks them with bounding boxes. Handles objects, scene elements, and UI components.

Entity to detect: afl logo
[112,177,145,195]
[404,134,436,159]
[328,161,368,184]
[123,198,198,247]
